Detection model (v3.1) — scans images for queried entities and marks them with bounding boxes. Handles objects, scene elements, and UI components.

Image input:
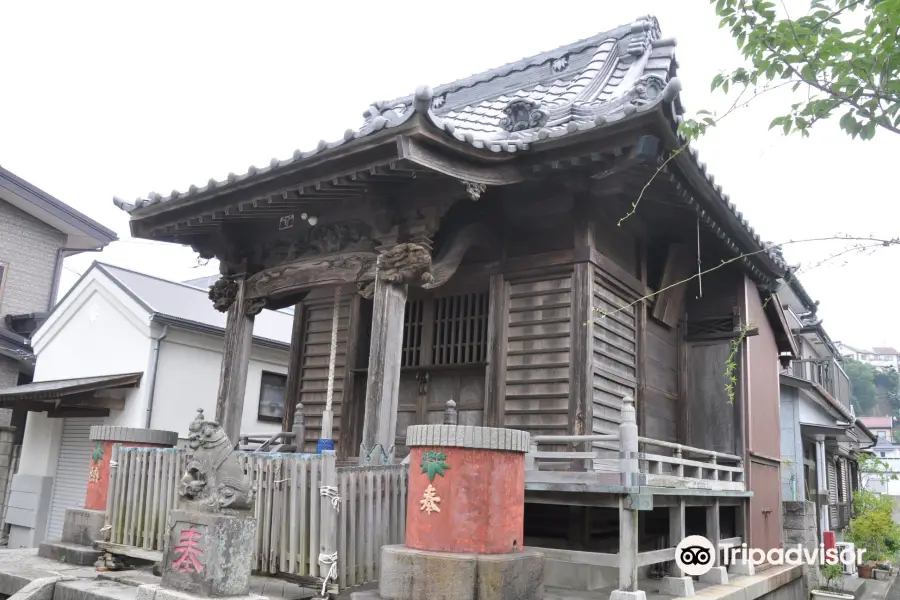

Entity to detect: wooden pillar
[483,274,507,427]
[569,262,593,466]
[359,279,408,465]
[338,293,363,460]
[669,500,686,576]
[618,396,639,592]
[215,276,256,446]
[706,499,721,566]
[282,302,306,434]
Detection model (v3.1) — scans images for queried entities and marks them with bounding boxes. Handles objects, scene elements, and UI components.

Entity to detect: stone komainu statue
[179,409,255,511]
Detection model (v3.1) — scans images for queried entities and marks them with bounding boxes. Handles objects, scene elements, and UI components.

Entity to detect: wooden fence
[101,446,408,592]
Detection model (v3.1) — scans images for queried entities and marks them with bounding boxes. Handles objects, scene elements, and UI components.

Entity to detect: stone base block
[137,584,265,600]
[729,559,756,576]
[37,541,103,566]
[378,545,545,600]
[476,549,544,600]
[545,559,614,591]
[699,566,729,585]
[7,576,72,600]
[61,508,106,546]
[379,545,476,600]
[610,590,647,600]
[161,510,256,598]
[659,576,695,596]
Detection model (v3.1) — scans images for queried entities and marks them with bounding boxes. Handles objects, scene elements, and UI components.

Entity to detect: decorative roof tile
[112,14,786,280]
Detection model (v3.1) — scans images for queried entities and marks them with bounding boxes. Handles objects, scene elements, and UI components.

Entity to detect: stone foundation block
[61,508,106,546]
[729,559,756,576]
[379,545,477,600]
[609,590,647,600]
[137,585,265,600]
[659,576,695,596]
[37,541,103,566]
[161,510,256,598]
[7,576,72,600]
[544,559,613,591]
[475,549,544,600]
[699,566,730,585]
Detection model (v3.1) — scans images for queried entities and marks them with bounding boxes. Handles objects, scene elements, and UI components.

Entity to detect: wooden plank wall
[297,296,351,451]
[503,271,573,437]
[643,318,679,444]
[590,268,637,449]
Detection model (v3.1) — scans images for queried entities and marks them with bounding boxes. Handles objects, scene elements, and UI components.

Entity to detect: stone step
[37,541,103,566]
[55,578,138,600]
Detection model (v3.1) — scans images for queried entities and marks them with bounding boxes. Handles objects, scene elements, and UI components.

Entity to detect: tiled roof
[859,416,893,429]
[112,15,679,214]
[873,347,899,355]
[93,263,293,345]
[112,15,788,276]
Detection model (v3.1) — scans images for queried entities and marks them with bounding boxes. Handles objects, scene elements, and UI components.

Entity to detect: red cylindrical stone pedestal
[404,425,530,555]
[85,426,178,511]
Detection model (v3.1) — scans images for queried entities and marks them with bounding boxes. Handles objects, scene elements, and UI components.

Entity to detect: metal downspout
[144,322,169,429]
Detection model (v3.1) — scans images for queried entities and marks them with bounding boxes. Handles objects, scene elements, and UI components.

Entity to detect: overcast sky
[1,1,896,348]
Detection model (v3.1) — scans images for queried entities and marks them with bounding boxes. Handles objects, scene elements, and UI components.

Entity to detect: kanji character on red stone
[171,526,204,574]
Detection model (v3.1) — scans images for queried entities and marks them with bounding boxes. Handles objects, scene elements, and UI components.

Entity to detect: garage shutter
[45,418,103,542]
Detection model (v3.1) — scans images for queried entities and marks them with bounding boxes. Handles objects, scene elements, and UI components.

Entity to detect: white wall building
[836,342,900,371]
[857,416,900,495]
[0,262,292,548]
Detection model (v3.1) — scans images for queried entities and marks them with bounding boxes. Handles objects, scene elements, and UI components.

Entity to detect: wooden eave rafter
[650,111,784,285]
[132,116,537,241]
[765,296,801,358]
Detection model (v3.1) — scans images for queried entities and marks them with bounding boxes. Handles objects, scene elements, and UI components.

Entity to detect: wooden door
[394,291,489,458]
[748,458,782,564]
[685,341,737,455]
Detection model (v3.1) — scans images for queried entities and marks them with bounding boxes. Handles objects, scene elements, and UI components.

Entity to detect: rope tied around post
[320,484,341,512]
[317,552,338,599]
[317,285,341,453]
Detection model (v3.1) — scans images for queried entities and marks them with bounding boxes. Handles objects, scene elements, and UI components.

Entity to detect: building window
[882,452,886,458]
[400,292,489,368]
[258,371,287,422]
[879,431,886,439]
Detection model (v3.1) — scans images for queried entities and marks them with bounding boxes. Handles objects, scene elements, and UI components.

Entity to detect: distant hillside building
[836,342,900,371]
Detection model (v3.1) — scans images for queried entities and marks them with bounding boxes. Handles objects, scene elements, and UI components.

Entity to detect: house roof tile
[112,15,788,275]
[84,263,293,346]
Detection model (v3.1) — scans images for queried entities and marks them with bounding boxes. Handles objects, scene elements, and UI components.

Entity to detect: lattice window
[686,316,738,337]
[433,293,489,365]
[400,292,489,368]
[402,300,426,368]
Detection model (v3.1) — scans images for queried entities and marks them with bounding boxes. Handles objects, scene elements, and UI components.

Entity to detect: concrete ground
[0,550,807,600]
[0,549,319,600]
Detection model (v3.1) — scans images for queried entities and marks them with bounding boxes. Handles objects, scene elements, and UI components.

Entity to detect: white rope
[318,552,338,598]
[320,485,341,512]
[324,286,341,414]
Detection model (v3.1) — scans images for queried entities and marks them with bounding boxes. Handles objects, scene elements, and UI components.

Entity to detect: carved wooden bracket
[245,252,377,303]
[209,278,238,313]
[241,222,496,303]
[423,222,496,289]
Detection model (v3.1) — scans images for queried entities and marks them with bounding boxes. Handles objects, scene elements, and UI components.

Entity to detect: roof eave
[152,314,289,350]
[652,112,786,283]
[0,166,118,247]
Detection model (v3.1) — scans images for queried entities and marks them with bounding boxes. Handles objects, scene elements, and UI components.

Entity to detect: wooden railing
[790,358,852,410]
[525,396,745,492]
[100,445,407,593]
[237,431,300,453]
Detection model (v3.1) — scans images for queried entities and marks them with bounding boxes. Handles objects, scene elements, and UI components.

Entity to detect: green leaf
[91,442,104,464]
[420,450,450,482]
